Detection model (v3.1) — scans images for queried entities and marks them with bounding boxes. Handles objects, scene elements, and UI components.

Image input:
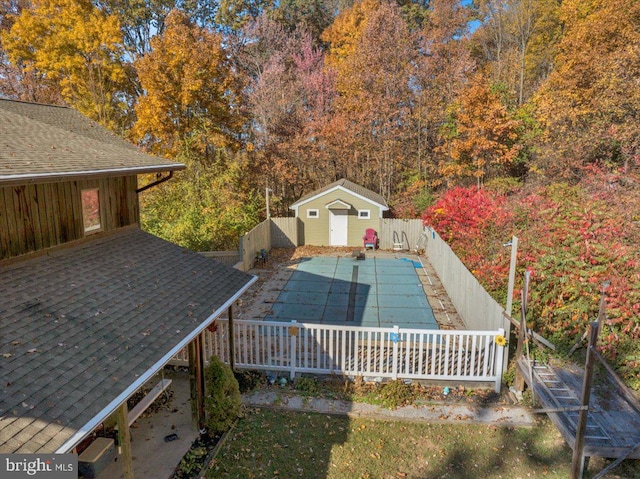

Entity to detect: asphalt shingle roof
[290,178,388,208]
[0,227,255,454]
[0,99,184,183]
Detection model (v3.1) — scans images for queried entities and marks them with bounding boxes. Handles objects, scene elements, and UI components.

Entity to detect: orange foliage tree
[534,0,640,179]
[412,0,472,187]
[321,0,416,198]
[1,0,129,129]
[132,9,242,158]
[439,73,522,188]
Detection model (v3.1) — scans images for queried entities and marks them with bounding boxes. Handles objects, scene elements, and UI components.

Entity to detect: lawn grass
[207,408,576,479]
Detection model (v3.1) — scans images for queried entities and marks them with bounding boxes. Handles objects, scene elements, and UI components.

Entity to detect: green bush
[294,376,321,396]
[233,369,263,393]
[204,356,242,434]
[378,380,414,410]
[503,359,517,387]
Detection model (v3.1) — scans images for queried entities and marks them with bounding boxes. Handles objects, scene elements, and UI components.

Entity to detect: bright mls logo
[0,454,77,478]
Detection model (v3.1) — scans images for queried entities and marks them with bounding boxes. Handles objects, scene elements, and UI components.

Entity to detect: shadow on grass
[206,408,350,479]
[424,420,572,478]
[206,410,578,479]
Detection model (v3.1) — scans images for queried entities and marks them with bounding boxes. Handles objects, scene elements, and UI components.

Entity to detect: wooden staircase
[523,360,610,444]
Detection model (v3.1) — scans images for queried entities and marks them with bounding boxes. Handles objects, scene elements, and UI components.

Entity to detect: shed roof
[0,227,255,454]
[0,99,184,185]
[290,179,388,210]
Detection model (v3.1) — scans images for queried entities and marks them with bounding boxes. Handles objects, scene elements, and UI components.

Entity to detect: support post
[228,305,235,372]
[391,325,400,380]
[189,335,206,428]
[505,236,518,320]
[266,187,272,219]
[514,271,530,392]
[289,320,297,380]
[188,341,198,426]
[116,403,135,479]
[570,321,599,479]
[494,328,506,393]
[196,332,206,430]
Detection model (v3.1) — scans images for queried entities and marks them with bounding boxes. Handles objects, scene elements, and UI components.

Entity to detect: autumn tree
[472,0,510,85]
[140,151,262,251]
[321,0,378,89]
[1,0,129,129]
[240,13,336,208]
[0,0,63,102]
[322,0,416,198]
[216,0,274,32]
[439,73,522,188]
[534,0,640,180]
[471,0,562,108]
[521,0,562,93]
[96,0,174,57]
[413,0,472,186]
[132,9,242,158]
[134,10,261,249]
[268,0,337,41]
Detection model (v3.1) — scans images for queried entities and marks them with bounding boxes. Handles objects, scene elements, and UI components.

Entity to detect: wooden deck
[517,358,640,459]
[343,345,489,377]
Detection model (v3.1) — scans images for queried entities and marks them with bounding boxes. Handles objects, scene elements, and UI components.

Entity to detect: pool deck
[236,247,465,331]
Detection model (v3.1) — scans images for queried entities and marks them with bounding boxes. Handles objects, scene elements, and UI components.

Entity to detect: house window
[307,209,319,219]
[358,210,371,219]
[81,188,101,234]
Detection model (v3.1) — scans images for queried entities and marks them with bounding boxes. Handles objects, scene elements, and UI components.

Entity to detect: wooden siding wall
[296,190,382,246]
[1,176,139,259]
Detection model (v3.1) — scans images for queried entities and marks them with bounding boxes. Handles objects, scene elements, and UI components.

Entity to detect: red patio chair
[362,228,378,250]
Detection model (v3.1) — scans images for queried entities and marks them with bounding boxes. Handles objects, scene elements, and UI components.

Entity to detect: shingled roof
[0,227,256,454]
[0,99,184,184]
[290,178,388,209]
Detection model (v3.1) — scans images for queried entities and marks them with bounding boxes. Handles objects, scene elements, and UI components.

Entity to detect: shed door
[329,209,348,246]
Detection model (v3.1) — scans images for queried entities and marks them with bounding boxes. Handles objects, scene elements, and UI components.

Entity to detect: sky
[460,0,482,33]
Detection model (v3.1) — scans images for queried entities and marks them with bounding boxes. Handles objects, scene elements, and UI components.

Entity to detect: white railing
[172,320,506,391]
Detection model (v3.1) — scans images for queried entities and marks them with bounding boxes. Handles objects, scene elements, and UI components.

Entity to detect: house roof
[0,99,184,185]
[0,227,256,454]
[289,179,388,210]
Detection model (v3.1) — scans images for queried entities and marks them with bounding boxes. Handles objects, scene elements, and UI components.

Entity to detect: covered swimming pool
[265,256,438,329]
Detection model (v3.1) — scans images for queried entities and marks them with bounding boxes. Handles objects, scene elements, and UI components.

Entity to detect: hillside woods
[1,0,638,387]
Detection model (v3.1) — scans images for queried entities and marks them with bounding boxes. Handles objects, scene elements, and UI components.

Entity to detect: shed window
[358,210,371,219]
[307,209,319,219]
[81,188,101,234]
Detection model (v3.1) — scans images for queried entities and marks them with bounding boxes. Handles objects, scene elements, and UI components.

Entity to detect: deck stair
[525,360,610,443]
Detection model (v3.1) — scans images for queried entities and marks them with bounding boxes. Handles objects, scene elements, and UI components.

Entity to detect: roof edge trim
[54,273,258,454]
[290,185,389,210]
[0,163,186,185]
[325,199,352,209]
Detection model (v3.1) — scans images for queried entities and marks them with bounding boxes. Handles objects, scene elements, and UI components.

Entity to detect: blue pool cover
[265,257,438,329]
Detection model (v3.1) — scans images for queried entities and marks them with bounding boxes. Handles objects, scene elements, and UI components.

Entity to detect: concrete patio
[93,368,197,479]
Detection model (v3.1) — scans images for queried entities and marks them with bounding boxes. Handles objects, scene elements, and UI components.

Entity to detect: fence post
[289,320,298,380]
[391,325,399,380]
[494,328,505,393]
[570,321,599,479]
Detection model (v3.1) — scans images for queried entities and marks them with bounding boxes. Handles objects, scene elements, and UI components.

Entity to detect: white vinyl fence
[174,319,506,391]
